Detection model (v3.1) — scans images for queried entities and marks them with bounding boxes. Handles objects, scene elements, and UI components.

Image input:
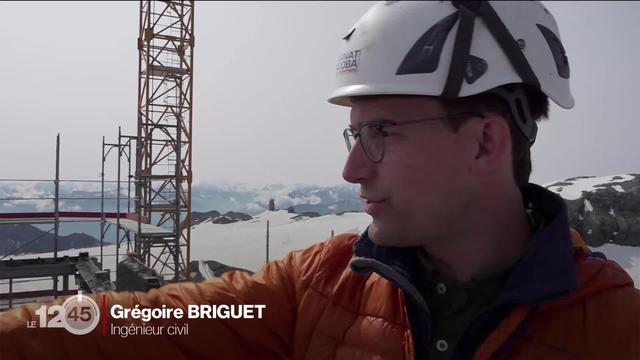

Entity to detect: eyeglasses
[343,112,484,163]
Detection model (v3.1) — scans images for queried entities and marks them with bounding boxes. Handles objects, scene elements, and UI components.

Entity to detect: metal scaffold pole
[100,136,106,268]
[116,127,122,267]
[53,133,60,298]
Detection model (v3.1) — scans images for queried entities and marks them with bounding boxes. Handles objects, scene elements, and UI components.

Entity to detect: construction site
[1,1,196,309]
[1,2,640,360]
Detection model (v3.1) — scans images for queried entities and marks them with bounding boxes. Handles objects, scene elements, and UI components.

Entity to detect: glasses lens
[360,124,384,163]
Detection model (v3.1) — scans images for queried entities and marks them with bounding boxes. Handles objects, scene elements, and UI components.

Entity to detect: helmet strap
[442,5,477,98]
[445,1,541,99]
[489,86,538,146]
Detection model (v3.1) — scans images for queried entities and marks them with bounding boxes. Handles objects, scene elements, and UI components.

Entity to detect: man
[1,1,639,359]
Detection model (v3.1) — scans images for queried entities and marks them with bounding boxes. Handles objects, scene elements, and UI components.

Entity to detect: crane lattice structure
[136,0,194,280]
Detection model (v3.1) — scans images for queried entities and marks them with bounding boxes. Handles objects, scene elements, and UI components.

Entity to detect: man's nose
[342,141,376,184]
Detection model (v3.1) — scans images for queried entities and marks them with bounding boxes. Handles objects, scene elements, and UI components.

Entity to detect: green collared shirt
[417,250,515,360]
[418,209,543,359]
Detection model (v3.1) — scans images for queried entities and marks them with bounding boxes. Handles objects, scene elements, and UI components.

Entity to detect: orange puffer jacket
[1,186,639,359]
[0,234,639,359]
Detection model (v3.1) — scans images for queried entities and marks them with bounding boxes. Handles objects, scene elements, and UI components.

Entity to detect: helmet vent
[537,24,570,79]
[464,55,487,84]
[396,11,458,75]
[343,27,356,41]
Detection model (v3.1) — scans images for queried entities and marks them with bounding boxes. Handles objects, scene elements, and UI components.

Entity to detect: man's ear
[470,113,512,177]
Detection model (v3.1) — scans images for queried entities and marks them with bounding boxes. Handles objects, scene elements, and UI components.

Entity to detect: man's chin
[368,222,395,246]
[367,222,381,241]
[368,221,420,248]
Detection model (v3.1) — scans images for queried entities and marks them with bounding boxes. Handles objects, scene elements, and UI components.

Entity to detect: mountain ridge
[0,224,103,257]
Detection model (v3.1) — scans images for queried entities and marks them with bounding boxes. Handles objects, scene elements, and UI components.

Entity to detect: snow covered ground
[0,211,373,300]
[589,243,640,287]
[1,210,638,305]
[190,210,370,272]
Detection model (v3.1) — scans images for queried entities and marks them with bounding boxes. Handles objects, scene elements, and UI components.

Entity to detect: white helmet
[328,1,574,144]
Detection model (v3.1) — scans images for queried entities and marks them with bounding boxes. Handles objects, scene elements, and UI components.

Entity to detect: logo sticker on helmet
[336,49,361,74]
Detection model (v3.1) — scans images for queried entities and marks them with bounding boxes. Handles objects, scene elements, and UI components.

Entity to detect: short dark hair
[439,84,549,187]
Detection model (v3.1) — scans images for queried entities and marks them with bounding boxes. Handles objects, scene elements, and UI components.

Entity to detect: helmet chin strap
[489,86,538,146]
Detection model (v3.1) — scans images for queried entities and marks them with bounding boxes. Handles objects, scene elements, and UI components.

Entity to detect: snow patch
[197,260,217,280]
[584,199,593,213]
[545,174,634,200]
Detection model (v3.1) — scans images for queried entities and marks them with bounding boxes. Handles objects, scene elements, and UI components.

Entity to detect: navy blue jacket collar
[352,183,579,305]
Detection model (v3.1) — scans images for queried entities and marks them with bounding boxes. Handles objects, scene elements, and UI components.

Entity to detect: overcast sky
[0,1,638,187]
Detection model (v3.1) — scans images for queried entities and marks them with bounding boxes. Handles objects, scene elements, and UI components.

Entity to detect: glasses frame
[343,112,485,163]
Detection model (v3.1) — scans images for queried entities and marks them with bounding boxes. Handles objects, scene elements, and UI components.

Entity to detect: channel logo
[31,294,100,335]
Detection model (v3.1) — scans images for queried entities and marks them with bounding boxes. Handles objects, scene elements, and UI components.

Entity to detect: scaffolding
[0,134,117,310]
[136,1,194,280]
[0,126,181,310]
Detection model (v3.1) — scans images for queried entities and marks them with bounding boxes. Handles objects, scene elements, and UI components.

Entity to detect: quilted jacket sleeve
[0,240,329,360]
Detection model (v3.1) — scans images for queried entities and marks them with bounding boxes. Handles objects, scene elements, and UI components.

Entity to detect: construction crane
[135,0,194,280]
